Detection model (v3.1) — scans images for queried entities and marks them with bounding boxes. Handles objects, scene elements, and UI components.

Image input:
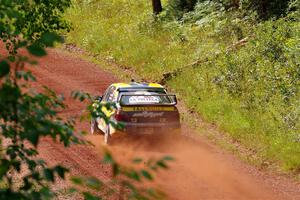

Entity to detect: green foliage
[0,60,10,77]
[166,0,293,20]
[0,1,78,199]
[239,0,291,18]
[181,1,226,25]
[0,36,81,199]
[0,0,71,42]
[165,0,198,19]
[66,0,300,172]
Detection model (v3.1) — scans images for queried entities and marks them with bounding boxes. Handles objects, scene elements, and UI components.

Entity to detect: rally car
[90,82,181,144]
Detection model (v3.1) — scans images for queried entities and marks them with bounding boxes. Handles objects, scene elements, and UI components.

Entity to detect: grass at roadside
[65,0,300,172]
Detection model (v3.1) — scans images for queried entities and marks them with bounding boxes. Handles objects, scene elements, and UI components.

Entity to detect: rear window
[118,92,176,106]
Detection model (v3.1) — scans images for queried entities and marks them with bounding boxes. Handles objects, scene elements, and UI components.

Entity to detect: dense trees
[244,0,291,18]
[166,0,294,19]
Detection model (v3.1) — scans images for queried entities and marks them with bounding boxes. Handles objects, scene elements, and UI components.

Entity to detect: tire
[104,125,111,145]
[90,119,103,135]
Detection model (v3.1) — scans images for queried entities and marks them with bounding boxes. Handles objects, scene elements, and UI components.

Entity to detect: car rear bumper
[118,122,181,135]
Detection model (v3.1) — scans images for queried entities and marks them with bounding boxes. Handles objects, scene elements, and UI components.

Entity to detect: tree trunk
[152,0,162,15]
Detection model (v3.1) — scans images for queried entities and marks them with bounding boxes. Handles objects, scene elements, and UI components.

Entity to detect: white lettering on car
[129,96,159,104]
[132,111,164,118]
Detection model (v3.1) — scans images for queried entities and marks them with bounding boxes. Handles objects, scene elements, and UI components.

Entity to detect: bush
[240,0,291,19]
[165,0,198,19]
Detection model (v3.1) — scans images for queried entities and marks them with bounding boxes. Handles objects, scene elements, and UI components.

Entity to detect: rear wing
[119,94,177,106]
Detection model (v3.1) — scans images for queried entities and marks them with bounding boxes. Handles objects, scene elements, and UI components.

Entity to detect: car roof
[111,82,164,90]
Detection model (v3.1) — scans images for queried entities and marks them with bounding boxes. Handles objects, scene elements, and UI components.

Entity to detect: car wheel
[104,125,111,144]
[90,119,103,134]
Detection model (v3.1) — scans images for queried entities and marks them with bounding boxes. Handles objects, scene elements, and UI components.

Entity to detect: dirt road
[31,49,299,200]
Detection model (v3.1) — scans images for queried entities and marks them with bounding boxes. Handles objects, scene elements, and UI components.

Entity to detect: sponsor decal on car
[129,96,160,104]
[132,111,164,118]
[122,106,175,111]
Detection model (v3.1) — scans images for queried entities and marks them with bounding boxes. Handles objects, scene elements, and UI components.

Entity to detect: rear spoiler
[119,94,177,106]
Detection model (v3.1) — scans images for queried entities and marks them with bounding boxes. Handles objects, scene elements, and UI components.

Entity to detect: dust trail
[26,48,298,200]
[86,132,281,200]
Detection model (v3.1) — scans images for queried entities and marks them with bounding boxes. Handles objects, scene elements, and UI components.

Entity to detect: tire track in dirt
[30,48,299,200]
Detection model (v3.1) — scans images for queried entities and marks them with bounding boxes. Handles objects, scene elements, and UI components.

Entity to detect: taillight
[115,110,129,122]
